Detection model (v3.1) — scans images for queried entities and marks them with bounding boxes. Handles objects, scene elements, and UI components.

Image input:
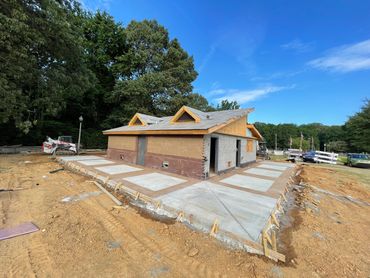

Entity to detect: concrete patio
[58,155,295,261]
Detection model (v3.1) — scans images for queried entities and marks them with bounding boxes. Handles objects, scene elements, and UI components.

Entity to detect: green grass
[269,154,288,162]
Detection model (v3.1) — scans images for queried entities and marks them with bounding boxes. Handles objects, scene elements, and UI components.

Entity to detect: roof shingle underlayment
[104,106,254,134]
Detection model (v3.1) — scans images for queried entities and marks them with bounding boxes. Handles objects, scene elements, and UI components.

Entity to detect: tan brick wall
[147,136,203,159]
[216,116,247,137]
[108,135,137,151]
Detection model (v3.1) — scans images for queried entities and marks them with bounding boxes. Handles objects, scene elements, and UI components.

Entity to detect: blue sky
[83,0,370,125]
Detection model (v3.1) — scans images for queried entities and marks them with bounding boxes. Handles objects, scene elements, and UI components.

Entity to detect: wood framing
[215,116,247,137]
[170,106,201,124]
[128,113,147,126]
[246,124,263,140]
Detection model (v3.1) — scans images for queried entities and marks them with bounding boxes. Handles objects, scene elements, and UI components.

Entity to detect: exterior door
[210,137,218,174]
[137,136,147,165]
[236,139,241,167]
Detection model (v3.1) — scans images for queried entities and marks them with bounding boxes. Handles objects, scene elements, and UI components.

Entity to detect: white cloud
[80,0,112,11]
[198,44,217,73]
[308,39,370,72]
[281,39,315,53]
[211,85,295,105]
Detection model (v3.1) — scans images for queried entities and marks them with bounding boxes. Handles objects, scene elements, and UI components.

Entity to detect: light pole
[77,115,83,155]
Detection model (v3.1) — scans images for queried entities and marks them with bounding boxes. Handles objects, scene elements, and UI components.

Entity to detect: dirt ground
[0,154,369,277]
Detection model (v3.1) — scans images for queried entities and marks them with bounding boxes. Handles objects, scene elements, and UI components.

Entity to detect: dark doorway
[137,136,147,165]
[210,137,218,173]
[236,139,241,167]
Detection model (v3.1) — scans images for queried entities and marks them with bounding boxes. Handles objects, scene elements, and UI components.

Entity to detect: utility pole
[312,137,315,150]
[77,115,83,155]
[300,132,303,151]
[289,136,292,149]
[275,133,277,151]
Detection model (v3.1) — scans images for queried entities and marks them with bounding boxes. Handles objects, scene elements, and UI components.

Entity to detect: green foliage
[326,141,348,152]
[107,20,198,127]
[344,99,370,152]
[254,122,348,152]
[0,1,368,153]
[0,0,94,132]
[216,100,240,110]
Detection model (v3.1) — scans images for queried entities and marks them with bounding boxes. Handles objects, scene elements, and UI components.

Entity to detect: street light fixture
[77,115,83,155]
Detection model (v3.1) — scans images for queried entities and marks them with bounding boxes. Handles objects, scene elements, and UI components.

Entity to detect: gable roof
[103,106,254,135]
[246,124,263,141]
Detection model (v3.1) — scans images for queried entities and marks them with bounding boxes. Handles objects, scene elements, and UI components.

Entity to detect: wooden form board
[215,116,247,137]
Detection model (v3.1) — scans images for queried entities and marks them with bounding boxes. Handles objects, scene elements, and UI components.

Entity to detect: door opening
[210,137,218,174]
[137,136,147,165]
[236,139,241,167]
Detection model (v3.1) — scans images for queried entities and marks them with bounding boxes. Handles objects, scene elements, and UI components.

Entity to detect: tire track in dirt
[73,199,167,277]
[79,196,226,278]
[2,185,58,277]
[6,248,36,278]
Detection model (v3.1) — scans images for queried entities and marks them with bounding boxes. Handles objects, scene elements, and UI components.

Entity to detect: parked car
[302,151,317,163]
[287,149,303,162]
[346,153,370,168]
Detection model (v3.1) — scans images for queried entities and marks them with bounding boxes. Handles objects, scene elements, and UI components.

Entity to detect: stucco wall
[203,133,256,176]
[107,135,137,151]
[146,136,203,159]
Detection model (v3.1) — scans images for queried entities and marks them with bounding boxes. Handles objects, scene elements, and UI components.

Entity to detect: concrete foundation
[95,164,143,175]
[244,168,282,178]
[123,173,186,191]
[58,155,295,261]
[79,159,114,166]
[220,174,274,192]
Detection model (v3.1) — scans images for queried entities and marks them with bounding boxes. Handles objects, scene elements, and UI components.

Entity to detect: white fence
[314,151,338,164]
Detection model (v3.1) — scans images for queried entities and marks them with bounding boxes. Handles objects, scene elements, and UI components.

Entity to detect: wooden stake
[135,192,140,200]
[104,176,110,185]
[156,200,161,209]
[114,182,122,191]
[210,219,219,235]
[177,211,184,221]
[271,213,279,228]
[271,230,277,251]
[264,231,272,246]
[281,193,287,202]
[262,234,269,256]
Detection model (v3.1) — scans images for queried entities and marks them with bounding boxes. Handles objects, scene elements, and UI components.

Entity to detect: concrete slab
[244,168,282,178]
[123,173,186,191]
[220,174,274,192]
[257,164,287,171]
[59,155,101,161]
[79,159,114,166]
[157,182,276,241]
[95,164,143,175]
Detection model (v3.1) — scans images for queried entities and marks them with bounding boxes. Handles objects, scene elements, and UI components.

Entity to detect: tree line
[255,100,370,153]
[0,1,368,153]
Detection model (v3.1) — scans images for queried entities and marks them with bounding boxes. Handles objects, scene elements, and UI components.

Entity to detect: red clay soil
[0,155,369,277]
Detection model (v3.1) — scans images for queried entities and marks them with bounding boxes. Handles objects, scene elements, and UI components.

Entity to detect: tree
[106,20,198,127]
[0,0,94,133]
[344,99,370,152]
[216,100,240,110]
[326,141,348,153]
[75,11,126,127]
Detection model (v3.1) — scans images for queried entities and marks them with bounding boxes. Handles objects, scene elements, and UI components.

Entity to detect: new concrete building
[103,106,263,179]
